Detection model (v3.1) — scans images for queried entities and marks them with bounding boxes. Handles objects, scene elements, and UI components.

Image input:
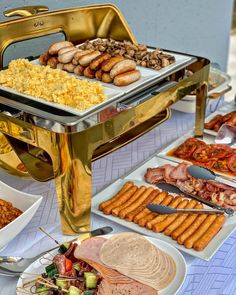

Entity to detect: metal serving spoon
[0,226,113,273]
[146,203,224,215]
[187,165,236,188]
[155,182,234,216]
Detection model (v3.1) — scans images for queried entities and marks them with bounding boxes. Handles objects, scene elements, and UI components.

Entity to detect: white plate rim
[16,233,186,295]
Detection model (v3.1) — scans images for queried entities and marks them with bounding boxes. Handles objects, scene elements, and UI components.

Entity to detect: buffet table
[0,106,235,295]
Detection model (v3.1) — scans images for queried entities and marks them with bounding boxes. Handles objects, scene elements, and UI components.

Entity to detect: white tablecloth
[1,105,236,295]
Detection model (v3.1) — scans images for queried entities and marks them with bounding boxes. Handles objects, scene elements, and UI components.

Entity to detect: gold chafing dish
[0,4,209,235]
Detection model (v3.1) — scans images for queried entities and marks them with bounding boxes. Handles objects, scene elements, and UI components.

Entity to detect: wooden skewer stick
[39,227,60,245]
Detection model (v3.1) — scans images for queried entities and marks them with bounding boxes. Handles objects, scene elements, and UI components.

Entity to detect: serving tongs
[155,183,234,216]
[187,165,236,188]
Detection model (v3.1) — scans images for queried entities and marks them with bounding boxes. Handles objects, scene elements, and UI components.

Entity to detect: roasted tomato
[228,153,236,172]
[213,159,230,172]
[208,144,232,159]
[193,144,231,162]
[192,146,212,162]
[174,138,205,159]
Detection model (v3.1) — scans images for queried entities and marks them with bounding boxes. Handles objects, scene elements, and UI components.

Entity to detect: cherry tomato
[65,258,72,272]
[228,153,236,173]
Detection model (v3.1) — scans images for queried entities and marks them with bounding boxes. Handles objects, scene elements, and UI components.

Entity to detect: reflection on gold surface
[0,4,209,234]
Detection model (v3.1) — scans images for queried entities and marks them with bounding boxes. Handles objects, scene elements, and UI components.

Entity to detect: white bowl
[0,180,42,251]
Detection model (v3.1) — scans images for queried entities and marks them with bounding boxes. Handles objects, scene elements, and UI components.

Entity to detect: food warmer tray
[0,4,210,235]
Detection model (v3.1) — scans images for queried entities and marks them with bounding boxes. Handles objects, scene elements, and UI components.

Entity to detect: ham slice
[162,164,176,182]
[144,167,164,184]
[170,162,190,181]
[74,237,133,284]
[97,277,156,295]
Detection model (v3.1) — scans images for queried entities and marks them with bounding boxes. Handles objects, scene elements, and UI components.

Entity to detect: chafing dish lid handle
[3,5,49,18]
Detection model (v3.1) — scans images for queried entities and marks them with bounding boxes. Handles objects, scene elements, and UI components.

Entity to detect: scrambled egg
[0,59,106,110]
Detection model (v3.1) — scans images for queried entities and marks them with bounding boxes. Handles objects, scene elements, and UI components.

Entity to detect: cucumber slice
[68,285,81,295]
[35,285,48,295]
[45,263,58,278]
[56,278,68,289]
[83,272,95,279]
[59,242,70,254]
[85,274,97,289]
[81,291,94,295]
[73,263,80,271]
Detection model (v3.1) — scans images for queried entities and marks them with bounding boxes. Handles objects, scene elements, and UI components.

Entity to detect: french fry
[177,214,207,245]
[138,194,175,227]
[152,199,189,233]
[125,190,159,222]
[103,185,137,215]
[193,215,225,251]
[99,181,133,210]
[111,186,146,216]
[119,187,155,219]
[133,191,168,223]
[171,203,203,240]
[184,214,217,249]
[146,196,183,230]
[163,200,197,236]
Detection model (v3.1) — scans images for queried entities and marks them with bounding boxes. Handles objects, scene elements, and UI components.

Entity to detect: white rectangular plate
[92,171,236,261]
[157,131,236,180]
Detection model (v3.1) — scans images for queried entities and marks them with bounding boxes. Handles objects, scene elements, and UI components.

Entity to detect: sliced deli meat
[145,161,236,210]
[100,232,176,290]
[97,278,156,295]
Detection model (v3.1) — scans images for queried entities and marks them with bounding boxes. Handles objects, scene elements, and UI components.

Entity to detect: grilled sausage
[72,58,79,65]
[39,51,51,65]
[222,111,236,123]
[73,50,94,62]
[56,63,64,70]
[102,72,113,83]
[79,51,101,66]
[74,65,85,76]
[63,63,76,73]
[101,55,124,72]
[113,70,141,86]
[84,66,96,79]
[204,114,223,130]
[89,53,111,70]
[110,60,136,79]
[95,69,103,81]
[47,57,59,69]
[225,113,236,126]
[58,48,79,64]
[58,46,76,55]
[48,41,74,55]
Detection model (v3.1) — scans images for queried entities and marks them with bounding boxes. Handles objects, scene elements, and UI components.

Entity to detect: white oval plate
[16,234,186,295]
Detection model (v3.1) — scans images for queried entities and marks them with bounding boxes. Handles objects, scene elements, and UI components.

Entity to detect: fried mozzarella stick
[125,190,159,222]
[119,187,154,219]
[133,191,168,224]
[177,214,208,245]
[152,199,189,233]
[138,193,174,227]
[171,203,203,240]
[99,181,133,211]
[111,186,146,216]
[193,215,225,251]
[184,214,217,249]
[146,196,182,230]
[103,185,137,215]
[163,200,198,236]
